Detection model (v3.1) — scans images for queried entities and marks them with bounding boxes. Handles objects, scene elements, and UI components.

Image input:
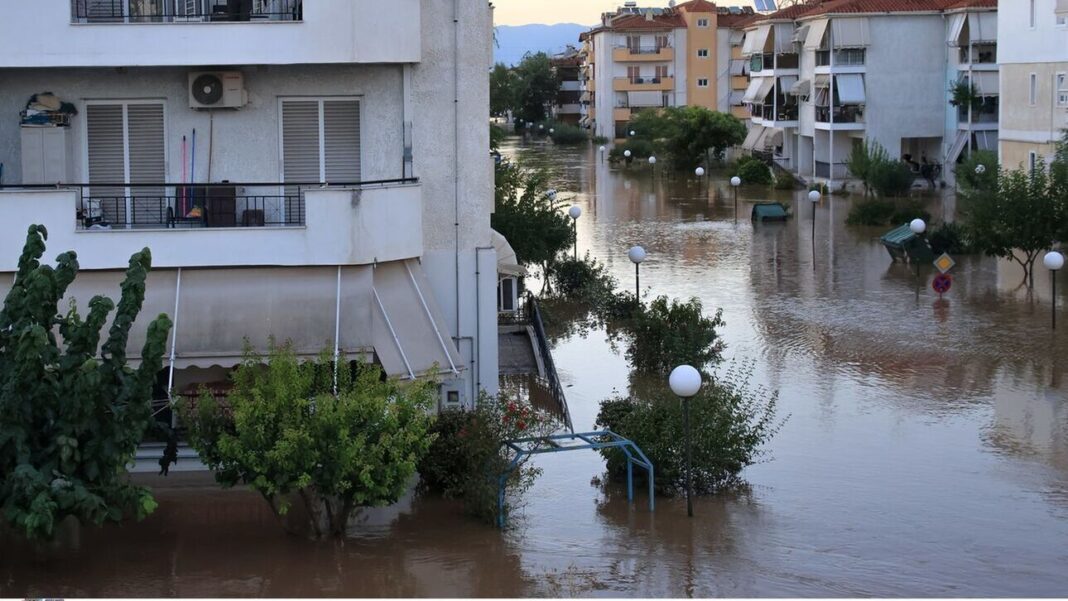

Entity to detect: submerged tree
[628,106,747,169]
[0,225,171,540]
[491,159,574,272]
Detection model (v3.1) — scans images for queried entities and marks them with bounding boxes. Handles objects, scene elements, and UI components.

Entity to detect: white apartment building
[0,0,499,411]
[998,0,1067,170]
[741,0,997,188]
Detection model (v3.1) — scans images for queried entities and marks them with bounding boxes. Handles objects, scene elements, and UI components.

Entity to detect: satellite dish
[191,73,224,106]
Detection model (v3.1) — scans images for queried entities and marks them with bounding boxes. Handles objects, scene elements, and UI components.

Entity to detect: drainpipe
[475,246,494,396]
[453,0,461,343]
[967,18,974,158]
[828,24,835,190]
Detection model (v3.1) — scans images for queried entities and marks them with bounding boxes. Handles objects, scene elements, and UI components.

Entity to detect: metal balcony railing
[618,76,669,85]
[71,0,303,23]
[959,44,997,65]
[815,105,864,123]
[617,45,673,54]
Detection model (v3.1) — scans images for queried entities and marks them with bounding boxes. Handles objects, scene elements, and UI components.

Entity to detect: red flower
[517,421,527,431]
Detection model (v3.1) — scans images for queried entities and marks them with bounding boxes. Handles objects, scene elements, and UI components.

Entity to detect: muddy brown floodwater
[4,138,1068,597]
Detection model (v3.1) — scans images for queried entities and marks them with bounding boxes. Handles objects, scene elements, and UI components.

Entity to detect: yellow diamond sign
[934,253,956,274]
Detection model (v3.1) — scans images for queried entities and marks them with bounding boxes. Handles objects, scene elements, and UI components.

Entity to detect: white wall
[999,0,1067,65]
[716,28,732,112]
[0,0,420,68]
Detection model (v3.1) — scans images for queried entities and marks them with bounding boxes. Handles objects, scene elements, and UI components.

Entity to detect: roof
[676,0,718,12]
[607,12,688,30]
[939,0,997,9]
[759,1,831,21]
[804,0,966,16]
[718,9,762,27]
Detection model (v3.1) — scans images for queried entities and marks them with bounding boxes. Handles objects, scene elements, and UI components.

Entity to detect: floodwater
[4,138,1068,597]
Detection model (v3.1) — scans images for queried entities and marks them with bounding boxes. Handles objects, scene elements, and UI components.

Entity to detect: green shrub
[623,296,725,374]
[774,170,796,190]
[928,222,973,255]
[417,395,557,524]
[888,198,931,226]
[846,197,896,226]
[729,155,773,185]
[592,135,610,145]
[181,344,435,538]
[594,363,781,496]
[869,159,916,198]
[549,123,588,145]
[609,139,657,162]
[549,254,617,305]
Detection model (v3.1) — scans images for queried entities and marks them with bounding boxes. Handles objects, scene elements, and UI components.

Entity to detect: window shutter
[86,104,126,223]
[282,100,322,185]
[127,103,166,225]
[83,0,123,21]
[323,100,361,184]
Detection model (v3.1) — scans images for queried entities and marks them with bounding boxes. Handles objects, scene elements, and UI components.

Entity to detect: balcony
[613,45,675,62]
[752,103,798,124]
[0,0,421,67]
[614,107,632,122]
[957,98,999,126]
[0,179,423,270]
[959,43,997,66]
[815,48,867,68]
[815,105,865,126]
[613,76,674,92]
[71,0,302,23]
[556,103,582,115]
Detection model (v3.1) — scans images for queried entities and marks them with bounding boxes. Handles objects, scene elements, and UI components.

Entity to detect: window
[281,97,361,221]
[1058,73,1068,107]
[697,78,710,87]
[627,66,641,83]
[1030,73,1038,105]
[1058,15,1068,27]
[1029,151,1038,175]
[655,65,669,81]
[1029,0,1036,28]
[655,35,669,50]
[697,18,709,28]
[627,35,641,52]
[85,100,165,226]
[697,48,709,58]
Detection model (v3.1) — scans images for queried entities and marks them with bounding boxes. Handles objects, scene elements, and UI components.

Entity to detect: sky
[492,0,758,26]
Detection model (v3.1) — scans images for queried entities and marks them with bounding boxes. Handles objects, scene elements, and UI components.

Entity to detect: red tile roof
[607,12,688,30]
[939,0,997,9]
[760,0,832,21]
[677,0,719,12]
[804,0,962,15]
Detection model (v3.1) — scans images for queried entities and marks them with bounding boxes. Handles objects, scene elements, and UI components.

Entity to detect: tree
[181,344,435,538]
[512,52,559,126]
[628,106,747,169]
[490,62,517,117]
[846,138,890,196]
[622,296,725,374]
[960,164,1066,289]
[491,159,573,271]
[0,225,172,540]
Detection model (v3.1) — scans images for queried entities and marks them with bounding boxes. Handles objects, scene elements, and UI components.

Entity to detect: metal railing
[2,179,418,230]
[616,76,669,85]
[71,0,302,23]
[617,45,673,54]
[526,294,572,432]
[816,48,866,67]
[815,105,864,123]
[959,44,997,65]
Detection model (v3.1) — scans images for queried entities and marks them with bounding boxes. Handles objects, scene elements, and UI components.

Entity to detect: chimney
[646,11,654,21]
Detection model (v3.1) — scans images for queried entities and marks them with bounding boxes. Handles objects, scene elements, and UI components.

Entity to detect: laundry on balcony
[20,92,78,126]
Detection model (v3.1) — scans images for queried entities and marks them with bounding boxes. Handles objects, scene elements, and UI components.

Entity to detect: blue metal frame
[497,430,655,528]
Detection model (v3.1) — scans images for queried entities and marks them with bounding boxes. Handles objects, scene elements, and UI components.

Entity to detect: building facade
[0,0,499,410]
[998,0,1067,170]
[551,47,583,125]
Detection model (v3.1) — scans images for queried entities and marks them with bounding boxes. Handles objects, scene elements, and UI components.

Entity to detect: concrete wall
[716,28,733,112]
[999,0,1065,65]
[0,0,420,68]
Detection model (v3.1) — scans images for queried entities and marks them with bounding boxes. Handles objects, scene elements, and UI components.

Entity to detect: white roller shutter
[323,100,361,184]
[803,18,829,49]
[86,101,165,226]
[126,104,166,225]
[281,100,321,186]
[831,18,870,48]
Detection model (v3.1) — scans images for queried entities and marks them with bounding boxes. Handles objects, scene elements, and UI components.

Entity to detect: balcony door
[280,98,362,224]
[85,101,166,227]
[627,66,641,84]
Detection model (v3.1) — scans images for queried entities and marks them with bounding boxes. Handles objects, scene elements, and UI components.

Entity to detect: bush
[869,159,916,198]
[928,222,973,255]
[592,135,609,145]
[774,170,796,190]
[549,123,588,145]
[609,139,657,162]
[888,198,931,226]
[493,160,574,268]
[549,254,617,306]
[730,155,773,186]
[595,363,781,496]
[0,226,172,540]
[623,296,725,374]
[418,395,557,524]
[181,344,435,538]
[845,197,896,226]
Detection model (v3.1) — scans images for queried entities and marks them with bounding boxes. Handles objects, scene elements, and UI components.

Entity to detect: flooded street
[4,138,1068,597]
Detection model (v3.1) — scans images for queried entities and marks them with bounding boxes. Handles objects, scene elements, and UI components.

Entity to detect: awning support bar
[373,286,415,380]
[404,260,459,375]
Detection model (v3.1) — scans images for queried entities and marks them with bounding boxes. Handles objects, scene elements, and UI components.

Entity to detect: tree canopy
[490,63,517,117]
[628,106,747,169]
[491,159,573,269]
[492,52,559,126]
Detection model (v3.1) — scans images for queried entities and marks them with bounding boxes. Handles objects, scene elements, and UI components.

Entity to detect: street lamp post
[649,155,657,179]
[696,166,706,195]
[1045,251,1064,330]
[568,205,582,260]
[809,189,821,271]
[599,145,606,163]
[730,176,741,222]
[669,365,702,518]
[628,245,647,301]
[910,218,927,299]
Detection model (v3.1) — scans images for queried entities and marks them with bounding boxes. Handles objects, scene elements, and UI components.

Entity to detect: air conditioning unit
[188,71,247,109]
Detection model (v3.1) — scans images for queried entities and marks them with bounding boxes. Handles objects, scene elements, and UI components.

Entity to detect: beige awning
[814,74,831,88]
[765,129,784,150]
[492,229,527,277]
[742,25,771,56]
[803,18,829,49]
[729,30,744,45]
[946,131,969,164]
[372,260,462,379]
[629,90,663,107]
[773,23,796,54]
[742,125,767,150]
[831,18,870,48]
[967,11,997,43]
[744,77,775,104]
[972,72,999,95]
[793,24,810,43]
[947,13,966,45]
[974,130,997,151]
[729,58,746,76]
[743,77,765,103]
[790,78,811,97]
[777,75,798,95]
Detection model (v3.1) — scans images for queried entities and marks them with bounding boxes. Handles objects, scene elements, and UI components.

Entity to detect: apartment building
[998,0,1067,171]
[552,47,583,125]
[0,0,499,410]
[739,0,1000,187]
[578,1,753,141]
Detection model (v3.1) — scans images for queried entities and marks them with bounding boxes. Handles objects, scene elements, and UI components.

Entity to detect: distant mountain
[494,24,589,66]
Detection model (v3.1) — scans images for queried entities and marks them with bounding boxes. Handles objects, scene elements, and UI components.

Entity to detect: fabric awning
[790,78,811,97]
[947,13,966,45]
[972,72,999,95]
[765,129,784,150]
[974,130,997,151]
[743,77,764,103]
[742,25,771,56]
[1058,0,1068,14]
[968,12,997,43]
[372,260,462,379]
[773,23,796,54]
[831,18,870,48]
[492,229,527,277]
[777,75,798,95]
[729,90,745,105]
[730,58,746,76]
[793,24,810,43]
[729,30,744,45]
[742,125,767,150]
[946,131,968,164]
[803,18,829,49]
[814,74,831,88]
[836,74,866,104]
[629,90,663,107]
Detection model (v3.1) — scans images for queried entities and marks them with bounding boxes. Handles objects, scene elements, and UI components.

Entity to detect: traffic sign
[932,273,952,295]
[934,253,955,274]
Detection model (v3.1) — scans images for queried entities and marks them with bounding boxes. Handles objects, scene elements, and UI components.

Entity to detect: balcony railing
[959,44,997,65]
[71,0,303,23]
[625,76,667,84]
[616,45,673,54]
[752,104,798,122]
[815,105,864,123]
[816,48,866,67]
